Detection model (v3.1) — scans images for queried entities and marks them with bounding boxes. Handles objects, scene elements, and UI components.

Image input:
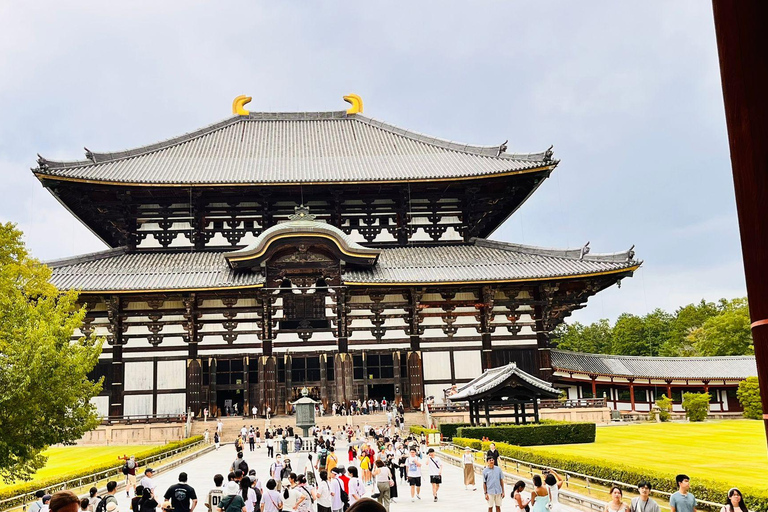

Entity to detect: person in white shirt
[314,471,332,512]
[346,467,366,506]
[260,479,282,512]
[372,459,393,511]
[328,471,343,512]
[406,448,422,502]
[252,406,258,419]
[140,468,156,498]
[217,420,223,435]
[426,448,442,502]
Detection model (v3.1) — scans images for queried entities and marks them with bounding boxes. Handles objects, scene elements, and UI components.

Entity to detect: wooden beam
[712,0,768,446]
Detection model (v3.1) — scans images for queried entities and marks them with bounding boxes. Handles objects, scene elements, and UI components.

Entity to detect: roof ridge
[472,238,638,263]
[45,247,129,268]
[551,349,755,361]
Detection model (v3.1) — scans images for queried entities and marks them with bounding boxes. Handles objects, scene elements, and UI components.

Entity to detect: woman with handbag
[371,460,393,511]
[217,482,246,512]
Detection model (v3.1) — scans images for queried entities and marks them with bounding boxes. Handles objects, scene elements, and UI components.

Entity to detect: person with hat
[41,494,53,512]
[462,446,476,490]
[106,502,120,512]
[141,469,157,499]
[216,482,245,512]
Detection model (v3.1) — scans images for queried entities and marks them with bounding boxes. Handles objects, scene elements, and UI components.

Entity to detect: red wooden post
[629,380,636,412]
[591,376,597,399]
[712,0,768,449]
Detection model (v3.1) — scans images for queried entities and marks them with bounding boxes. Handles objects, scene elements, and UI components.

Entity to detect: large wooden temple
[34,95,640,418]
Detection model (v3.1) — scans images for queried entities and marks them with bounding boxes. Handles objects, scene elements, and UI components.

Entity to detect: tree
[737,376,763,420]
[687,298,752,356]
[655,394,672,422]
[681,392,711,422]
[663,300,719,356]
[611,314,649,355]
[552,319,612,353]
[0,222,103,482]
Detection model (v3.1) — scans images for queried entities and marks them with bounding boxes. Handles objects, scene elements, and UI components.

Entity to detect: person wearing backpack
[217,482,246,512]
[95,482,119,512]
[232,452,249,475]
[164,472,198,512]
[316,446,329,473]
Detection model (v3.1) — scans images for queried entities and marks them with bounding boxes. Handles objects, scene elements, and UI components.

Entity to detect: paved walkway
[113,440,571,512]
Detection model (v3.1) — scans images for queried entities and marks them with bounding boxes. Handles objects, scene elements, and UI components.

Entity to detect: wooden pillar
[106,296,125,418]
[520,402,527,425]
[591,377,597,399]
[629,380,635,412]
[284,354,293,413]
[533,397,540,423]
[532,286,553,381]
[514,403,520,425]
[320,354,329,408]
[484,401,491,426]
[210,358,218,415]
[713,0,768,449]
[666,381,672,401]
[478,286,495,371]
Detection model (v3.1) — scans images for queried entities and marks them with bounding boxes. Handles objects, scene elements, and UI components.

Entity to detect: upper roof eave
[32,111,558,183]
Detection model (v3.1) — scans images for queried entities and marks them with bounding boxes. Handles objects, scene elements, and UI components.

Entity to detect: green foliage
[438,423,470,440]
[655,394,672,422]
[681,392,710,422]
[0,436,204,501]
[687,298,752,356]
[552,297,751,357]
[737,376,763,420]
[0,223,104,482]
[450,437,768,509]
[456,422,595,446]
[408,426,438,436]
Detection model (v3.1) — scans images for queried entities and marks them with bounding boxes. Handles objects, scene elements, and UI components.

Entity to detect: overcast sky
[0,1,745,324]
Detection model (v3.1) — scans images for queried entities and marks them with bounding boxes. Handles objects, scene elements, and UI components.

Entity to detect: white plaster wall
[124,361,154,391]
[423,351,451,381]
[453,351,481,380]
[91,396,109,418]
[157,360,186,390]
[157,393,186,415]
[124,394,153,416]
[424,384,447,404]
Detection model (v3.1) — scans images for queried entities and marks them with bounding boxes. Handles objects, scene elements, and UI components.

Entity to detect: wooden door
[407,351,423,409]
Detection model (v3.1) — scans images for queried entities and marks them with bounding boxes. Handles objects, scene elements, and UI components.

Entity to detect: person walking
[347,467,366,506]
[372,460,392,511]
[248,430,256,452]
[266,436,274,459]
[426,448,442,502]
[315,471,333,512]
[214,431,221,450]
[260,480,282,512]
[604,487,629,512]
[670,475,696,512]
[164,472,198,512]
[405,447,422,502]
[486,443,500,466]
[482,456,504,512]
[217,482,245,512]
[721,488,747,512]
[463,447,476,490]
[140,469,157,499]
[269,455,285,491]
[217,419,224,436]
[630,481,660,512]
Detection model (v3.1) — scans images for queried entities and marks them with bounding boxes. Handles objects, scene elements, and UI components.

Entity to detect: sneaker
[434,497,437,502]
[416,495,421,500]
[411,498,415,503]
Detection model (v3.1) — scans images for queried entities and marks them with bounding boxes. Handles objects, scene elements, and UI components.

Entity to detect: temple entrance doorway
[217,388,245,416]
[368,384,395,404]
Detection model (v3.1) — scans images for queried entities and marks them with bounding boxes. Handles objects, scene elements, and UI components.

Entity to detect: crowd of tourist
[29,417,752,512]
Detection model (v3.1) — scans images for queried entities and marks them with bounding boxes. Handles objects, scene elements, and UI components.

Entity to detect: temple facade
[35,96,640,418]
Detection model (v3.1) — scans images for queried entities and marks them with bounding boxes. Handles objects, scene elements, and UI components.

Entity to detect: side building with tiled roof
[35,96,640,418]
[551,349,757,414]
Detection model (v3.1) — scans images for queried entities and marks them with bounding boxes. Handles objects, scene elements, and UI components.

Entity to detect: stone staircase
[191,411,425,442]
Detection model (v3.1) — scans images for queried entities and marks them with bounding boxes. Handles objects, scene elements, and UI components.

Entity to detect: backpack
[238,460,249,474]
[319,449,328,466]
[122,463,130,475]
[95,496,115,512]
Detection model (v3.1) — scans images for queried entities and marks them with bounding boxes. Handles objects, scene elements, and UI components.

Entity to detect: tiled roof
[47,248,264,292]
[343,238,639,284]
[34,112,556,184]
[551,349,757,380]
[47,239,637,292]
[450,363,560,401]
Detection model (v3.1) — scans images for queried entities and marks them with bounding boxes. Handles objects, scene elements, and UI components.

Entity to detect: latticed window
[281,291,329,330]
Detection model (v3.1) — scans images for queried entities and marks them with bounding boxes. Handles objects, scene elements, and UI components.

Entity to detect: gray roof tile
[47,238,637,292]
[450,363,560,401]
[551,349,757,380]
[35,112,556,184]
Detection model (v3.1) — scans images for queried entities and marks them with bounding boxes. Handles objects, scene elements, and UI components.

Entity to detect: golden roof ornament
[343,94,363,114]
[232,95,252,116]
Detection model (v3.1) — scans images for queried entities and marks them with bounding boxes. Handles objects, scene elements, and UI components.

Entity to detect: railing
[100,413,186,425]
[538,398,606,409]
[1,440,206,512]
[440,442,724,512]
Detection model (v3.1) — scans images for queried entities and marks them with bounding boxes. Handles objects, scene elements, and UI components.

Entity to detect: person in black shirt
[486,443,500,466]
[164,472,198,512]
[131,486,145,512]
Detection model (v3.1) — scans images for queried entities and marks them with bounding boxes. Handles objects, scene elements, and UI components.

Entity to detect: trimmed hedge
[438,423,471,440]
[456,422,595,446]
[0,436,204,501]
[451,437,768,510]
[409,425,438,436]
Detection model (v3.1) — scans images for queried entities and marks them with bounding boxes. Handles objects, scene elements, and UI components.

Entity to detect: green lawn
[0,445,160,490]
[527,420,768,487]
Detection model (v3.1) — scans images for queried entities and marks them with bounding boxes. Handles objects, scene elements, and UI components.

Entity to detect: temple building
[34,95,640,418]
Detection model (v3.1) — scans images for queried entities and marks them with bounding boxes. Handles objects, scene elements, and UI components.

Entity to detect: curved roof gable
[225,206,381,269]
[33,111,557,185]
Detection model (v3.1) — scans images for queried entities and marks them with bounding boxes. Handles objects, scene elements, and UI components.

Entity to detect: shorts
[126,474,136,486]
[430,476,442,484]
[408,476,422,487]
[486,494,503,507]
